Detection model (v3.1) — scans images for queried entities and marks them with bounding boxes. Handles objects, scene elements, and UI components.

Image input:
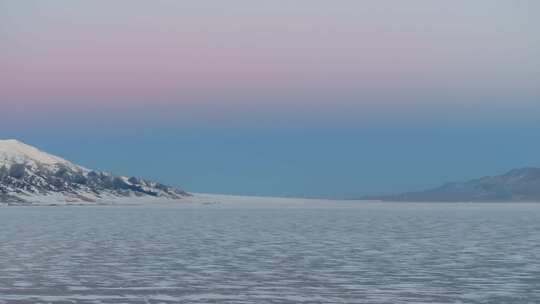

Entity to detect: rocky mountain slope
[0,139,189,204]
[369,167,540,202]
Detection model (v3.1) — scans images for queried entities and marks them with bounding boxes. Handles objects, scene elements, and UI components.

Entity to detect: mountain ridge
[0,139,189,204]
[367,167,540,202]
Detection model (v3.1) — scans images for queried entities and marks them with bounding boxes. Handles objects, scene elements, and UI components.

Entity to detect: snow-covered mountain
[0,139,189,204]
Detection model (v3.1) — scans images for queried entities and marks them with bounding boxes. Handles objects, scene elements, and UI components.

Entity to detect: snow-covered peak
[0,139,189,204]
[0,139,74,168]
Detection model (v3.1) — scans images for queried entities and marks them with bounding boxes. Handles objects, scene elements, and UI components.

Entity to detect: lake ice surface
[0,200,540,303]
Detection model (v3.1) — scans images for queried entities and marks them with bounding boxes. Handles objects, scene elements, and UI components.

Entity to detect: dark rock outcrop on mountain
[369,167,540,202]
[0,139,189,204]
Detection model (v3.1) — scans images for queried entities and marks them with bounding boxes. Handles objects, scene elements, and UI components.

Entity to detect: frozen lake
[1,199,540,303]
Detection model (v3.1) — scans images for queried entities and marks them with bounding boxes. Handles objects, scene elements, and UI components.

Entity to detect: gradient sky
[1,1,540,198]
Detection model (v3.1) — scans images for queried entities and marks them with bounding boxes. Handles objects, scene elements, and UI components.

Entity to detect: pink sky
[1,1,539,120]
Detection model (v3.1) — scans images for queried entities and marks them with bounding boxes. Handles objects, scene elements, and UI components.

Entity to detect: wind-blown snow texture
[0,139,189,204]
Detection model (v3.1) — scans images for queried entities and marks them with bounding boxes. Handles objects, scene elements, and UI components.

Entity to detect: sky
[1,0,540,198]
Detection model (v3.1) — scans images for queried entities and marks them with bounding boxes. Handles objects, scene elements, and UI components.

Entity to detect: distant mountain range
[367,167,540,202]
[0,139,189,204]
[3,139,539,204]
